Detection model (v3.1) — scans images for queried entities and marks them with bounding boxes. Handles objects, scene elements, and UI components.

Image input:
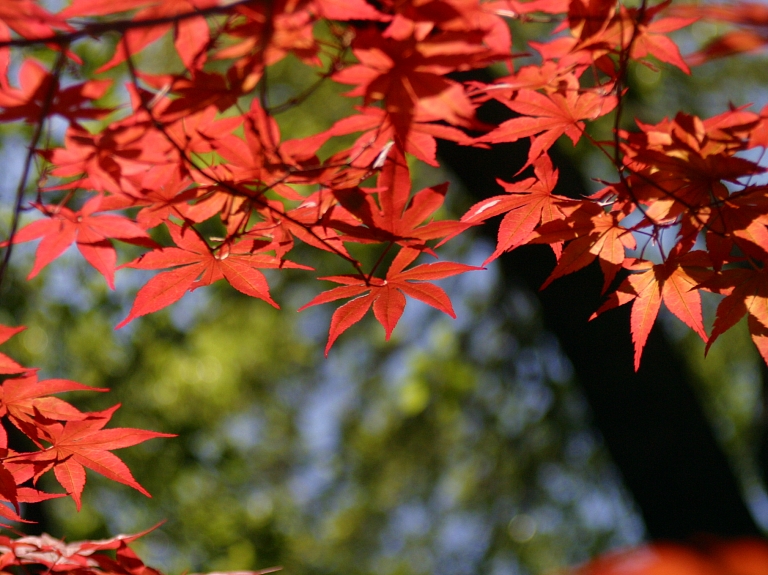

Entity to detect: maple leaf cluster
[0,0,767,570]
[0,528,164,575]
[0,525,279,575]
[0,324,184,574]
[1,0,766,369]
[0,325,173,515]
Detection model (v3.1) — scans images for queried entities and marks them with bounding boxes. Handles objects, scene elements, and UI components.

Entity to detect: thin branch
[0,0,258,49]
[0,47,69,292]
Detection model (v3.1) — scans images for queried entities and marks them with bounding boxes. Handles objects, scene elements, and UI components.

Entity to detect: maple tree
[3,0,768,572]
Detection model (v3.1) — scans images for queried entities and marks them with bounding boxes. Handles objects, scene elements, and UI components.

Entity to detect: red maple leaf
[0,325,29,375]
[671,2,768,63]
[19,405,174,510]
[624,1,697,74]
[477,84,617,165]
[528,200,636,293]
[698,266,768,361]
[300,247,480,354]
[247,194,355,261]
[8,196,154,289]
[60,0,220,72]
[89,541,165,575]
[331,147,467,247]
[118,223,310,327]
[333,27,485,136]
[0,373,106,442]
[0,59,111,123]
[217,1,321,69]
[0,525,161,570]
[0,481,62,526]
[591,251,712,370]
[312,0,385,20]
[44,121,172,195]
[0,0,68,40]
[460,154,571,261]
[325,105,473,168]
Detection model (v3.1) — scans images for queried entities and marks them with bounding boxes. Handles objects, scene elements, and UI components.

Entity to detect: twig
[0,47,69,291]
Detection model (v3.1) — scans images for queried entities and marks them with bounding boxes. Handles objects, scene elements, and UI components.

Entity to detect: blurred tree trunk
[437,85,762,540]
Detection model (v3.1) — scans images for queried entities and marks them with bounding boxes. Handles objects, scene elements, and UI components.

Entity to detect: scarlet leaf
[0,325,27,375]
[304,253,480,353]
[629,271,663,371]
[396,281,455,317]
[702,268,768,353]
[119,224,292,327]
[372,285,406,340]
[22,406,174,510]
[0,373,106,431]
[532,206,635,292]
[117,264,205,328]
[326,293,377,356]
[592,254,711,369]
[9,198,152,289]
[478,88,617,165]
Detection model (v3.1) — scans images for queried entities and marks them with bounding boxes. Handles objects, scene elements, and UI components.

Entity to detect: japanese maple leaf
[689,29,768,64]
[0,528,160,575]
[381,0,512,58]
[671,2,768,63]
[0,325,28,375]
[8,196,153,289]
[325,105,472,167]
[528,201,636,292]
[567,0,616,44]
[220,1,323,68]
[0,1,69,92]
[0,373,106,445]
[486,0,569,16]
[247,194,354,261]
[699,266,768,357]
[299,247,480,354]
[333,28,482,136]
[0,430,65,516]
[698,192,768,270]
[331,148,467,246]
[0,0,67,40]
[44,122,172,195]
[57,0,155,17]
[0,59,112,123]
[117,223,309,327]
[623,127,763,224]
[460,154,571,261]
[131,171,200,229]
[591,252,712,370]
[478,63,574,104]
[623,1,697,74]
[89,541,165,575]
[207,99,327,197]
[137,69,274,133]
[20,405,174,510]
[312,0,385,20]
[569,0,694,72]
[477,87,617,165]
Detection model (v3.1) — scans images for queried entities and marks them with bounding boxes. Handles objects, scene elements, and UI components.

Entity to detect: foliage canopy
[2,0,768,573]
